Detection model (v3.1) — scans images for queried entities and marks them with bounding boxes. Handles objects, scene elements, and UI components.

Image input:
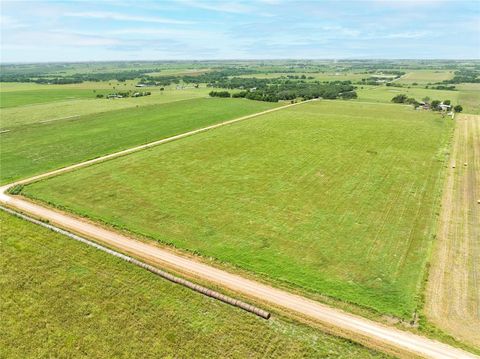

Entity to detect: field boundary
[1,100,477,359]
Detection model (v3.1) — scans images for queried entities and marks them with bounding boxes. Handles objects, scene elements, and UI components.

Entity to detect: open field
[396,70,454,85]
[22,100,454,318]
[0,88,112,108]
[356,85,460,105]
[355,85,479,115]
[0,87,212,129]
[237,72,367,81]
[426,114,480,347]
[0,211,387,358]
[457,85,480,115]
[0,98,279,184]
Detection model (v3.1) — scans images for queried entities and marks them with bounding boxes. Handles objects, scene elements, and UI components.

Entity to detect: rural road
[1,102,478,359]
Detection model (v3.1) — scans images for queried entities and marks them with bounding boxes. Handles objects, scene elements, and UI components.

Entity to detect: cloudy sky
[1,0,479,62]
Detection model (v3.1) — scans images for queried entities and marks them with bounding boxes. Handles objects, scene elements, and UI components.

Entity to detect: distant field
[457,84,480,114]
[0,211,386,358]
[22,100,453,318]
[0,88,112,108]
[397,70,454,85]
[0,87,211,129]
[237,72,366,81]
[356,85,460,105]
[356,85,479,114]
[0,98,278,184]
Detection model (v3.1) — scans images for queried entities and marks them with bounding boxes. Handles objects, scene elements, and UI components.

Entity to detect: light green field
[396,70,454,85]
[0,87,211,129]
[22,100,453,318]
[0,98,278,184]
[0,211,386,358]
[456,84,480,114]
[0,88,113,108]
[355,85,479,114]
[356,85,460,105]
[237,72,366,81]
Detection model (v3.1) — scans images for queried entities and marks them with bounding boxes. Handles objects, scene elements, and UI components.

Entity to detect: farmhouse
[439,103,451,111]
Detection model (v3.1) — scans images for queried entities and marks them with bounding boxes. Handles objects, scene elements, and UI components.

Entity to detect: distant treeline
[0,69,162,84]
[440,69,479,84]
[210,81,357,102]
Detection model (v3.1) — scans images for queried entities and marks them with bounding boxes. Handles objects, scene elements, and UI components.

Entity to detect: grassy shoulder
[0,97,279,184]
[0,210,387,358]
[21,100,453,319]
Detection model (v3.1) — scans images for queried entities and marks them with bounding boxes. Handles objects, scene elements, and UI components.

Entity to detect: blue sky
[1,0,479,62]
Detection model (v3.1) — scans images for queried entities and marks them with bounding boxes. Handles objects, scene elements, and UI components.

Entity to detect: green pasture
[355,85,478,114]
[237,72,366,82]
[356,85,460,104]
[0,87,211,129]
[22,100,453,318]
[0,98,278,184]
[396,70,454,85]
[0,211,386,358]
[0,88,112,108]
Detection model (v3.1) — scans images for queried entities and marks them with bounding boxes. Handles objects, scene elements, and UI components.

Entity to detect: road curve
[1,102,477,359]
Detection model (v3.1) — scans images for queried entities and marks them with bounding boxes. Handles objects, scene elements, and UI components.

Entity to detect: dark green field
[0,211,387,358]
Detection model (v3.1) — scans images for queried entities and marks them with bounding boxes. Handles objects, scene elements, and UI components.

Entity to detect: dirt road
[426,114,480,347]
[1,104,478,359]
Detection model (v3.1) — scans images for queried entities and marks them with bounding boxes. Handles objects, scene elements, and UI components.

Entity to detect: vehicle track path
[1,102,477,359]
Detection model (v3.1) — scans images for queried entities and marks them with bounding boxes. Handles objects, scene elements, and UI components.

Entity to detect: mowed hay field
[0,212,387,359]
[426,114,480,347]
[22,100,453,318]
[0,98,279,184]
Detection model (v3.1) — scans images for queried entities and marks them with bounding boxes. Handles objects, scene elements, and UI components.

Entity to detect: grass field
[0,87,212,129]
[21,100,453,318]
[237,72,366,81]
[457,84,480,115]
[0,98,279,184]
[0,89,113,108]
[356,85,460,105]
[0,211,387,358]
[355,85,479,115]
[396,70,454,85]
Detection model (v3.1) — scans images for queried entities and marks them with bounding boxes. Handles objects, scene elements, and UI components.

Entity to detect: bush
[454,105,463,113]
[209,91,231,98]
[391,94,408,103]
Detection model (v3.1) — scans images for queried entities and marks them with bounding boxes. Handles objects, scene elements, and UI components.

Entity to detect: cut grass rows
[0,211,387,358]
[22,100,453,318]
[0,97,279,184]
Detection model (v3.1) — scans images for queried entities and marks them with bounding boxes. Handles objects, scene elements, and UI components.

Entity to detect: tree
[391,94,408,103]
[443,99,451,105]
[405,97,419,107]
[454,105,463,113]
[431,100,441,110]
[422,96,430,103]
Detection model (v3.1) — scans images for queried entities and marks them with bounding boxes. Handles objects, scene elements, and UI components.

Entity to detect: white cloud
[177,0,253,14]
[65,11,193,25]
[0,15,27,29]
